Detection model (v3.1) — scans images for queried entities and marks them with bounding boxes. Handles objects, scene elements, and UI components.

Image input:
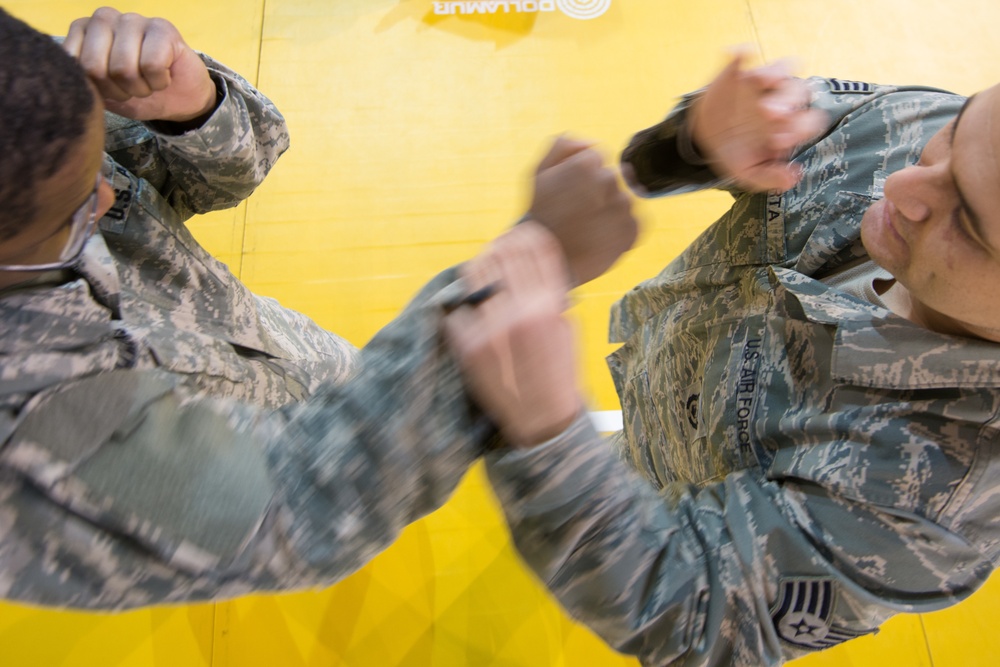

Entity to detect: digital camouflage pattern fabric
[0,55,488,608]
[486,79,1000,665]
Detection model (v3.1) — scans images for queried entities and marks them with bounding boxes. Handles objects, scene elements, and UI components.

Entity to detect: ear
[95,175,116,219]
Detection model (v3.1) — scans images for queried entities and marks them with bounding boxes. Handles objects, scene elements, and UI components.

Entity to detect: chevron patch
[828,78,874,94]
[771,578,874,649]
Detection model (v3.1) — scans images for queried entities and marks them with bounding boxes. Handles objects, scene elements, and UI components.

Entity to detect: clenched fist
[64,7,217,124]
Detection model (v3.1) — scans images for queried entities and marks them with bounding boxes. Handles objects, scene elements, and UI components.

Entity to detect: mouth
[862,198,911,268]
[879,199,907,247]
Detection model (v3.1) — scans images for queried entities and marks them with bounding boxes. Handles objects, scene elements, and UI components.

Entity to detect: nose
[883,162,951,224]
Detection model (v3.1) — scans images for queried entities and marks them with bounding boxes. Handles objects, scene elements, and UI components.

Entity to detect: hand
[64,8,217,123]
[527,137,638,287]
[688,50,828,192]
[445,222,583,448]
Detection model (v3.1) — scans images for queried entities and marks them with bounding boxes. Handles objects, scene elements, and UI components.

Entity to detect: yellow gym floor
[3,1,999,665]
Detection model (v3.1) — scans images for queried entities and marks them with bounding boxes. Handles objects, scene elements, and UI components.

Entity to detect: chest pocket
[618,370,672,488]
[616,310,771,487]
[617,326,714,487]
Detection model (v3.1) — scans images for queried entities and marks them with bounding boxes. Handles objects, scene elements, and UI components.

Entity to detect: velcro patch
[98,163,137,235]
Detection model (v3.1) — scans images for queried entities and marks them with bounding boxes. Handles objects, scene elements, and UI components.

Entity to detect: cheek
[938,226,965,273]
[919,232,992,307]
[2,224,72,267]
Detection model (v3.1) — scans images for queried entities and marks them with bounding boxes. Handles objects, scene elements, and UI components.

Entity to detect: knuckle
[147,17,175,34]
[92,6,120,22]
[67,17,89,32]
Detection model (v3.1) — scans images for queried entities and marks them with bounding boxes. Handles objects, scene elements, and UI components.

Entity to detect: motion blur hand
[446,222,583,449]
[527,137,638,287]
[64,7,217,124]
[689,50,828,192]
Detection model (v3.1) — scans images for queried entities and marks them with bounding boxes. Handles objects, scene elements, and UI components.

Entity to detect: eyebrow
[949,94,994,250]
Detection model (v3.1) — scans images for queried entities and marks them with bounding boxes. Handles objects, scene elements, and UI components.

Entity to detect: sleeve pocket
[2,369,274,575]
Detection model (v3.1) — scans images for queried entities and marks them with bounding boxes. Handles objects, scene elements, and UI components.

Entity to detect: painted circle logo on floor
[556,0,611,20]
[432,1,612,20]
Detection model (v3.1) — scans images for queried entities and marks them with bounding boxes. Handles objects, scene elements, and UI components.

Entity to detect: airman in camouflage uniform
[484,71,1000,665]
[0,8,494,609]
[0,7,637,611]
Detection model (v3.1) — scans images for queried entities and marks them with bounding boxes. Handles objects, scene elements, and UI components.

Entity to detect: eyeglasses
[0,173,103,272]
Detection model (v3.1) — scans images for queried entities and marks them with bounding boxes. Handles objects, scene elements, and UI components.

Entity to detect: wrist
[516,216,581,289]
[148,75,223,134]
[507,399,585,449]
[679,95,711,167]
[181,76,221,122]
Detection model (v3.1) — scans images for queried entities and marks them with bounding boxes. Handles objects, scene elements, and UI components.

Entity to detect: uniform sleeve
[103,53,289,220]
[485,414,993,666]
[619,78,956,200]
[619,92,729,197]
[0,269,495,609]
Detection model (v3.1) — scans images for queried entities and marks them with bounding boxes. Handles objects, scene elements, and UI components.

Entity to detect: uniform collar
[72,227,121,310]
[773,267,1000,389]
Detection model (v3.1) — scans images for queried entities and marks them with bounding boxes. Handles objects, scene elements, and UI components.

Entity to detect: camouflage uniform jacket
[486,79,1000,665]
[0,56,485,608]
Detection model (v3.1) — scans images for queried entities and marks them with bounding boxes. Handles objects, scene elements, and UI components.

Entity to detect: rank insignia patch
[771,578,874,649]
[828,78,874,94]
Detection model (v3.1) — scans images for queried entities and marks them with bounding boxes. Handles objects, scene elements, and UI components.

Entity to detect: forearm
[105,54,290,219]
[484,415,993,666]
[255,270,491,583]
[486,414,742,665]
[0,270,491,609]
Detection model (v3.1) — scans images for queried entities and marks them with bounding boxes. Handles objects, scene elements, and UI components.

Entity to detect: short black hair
[0,8,96,240]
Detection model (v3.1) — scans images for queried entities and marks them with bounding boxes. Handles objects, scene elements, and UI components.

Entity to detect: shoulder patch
[828,78,874,94]
[771,578,875,649]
